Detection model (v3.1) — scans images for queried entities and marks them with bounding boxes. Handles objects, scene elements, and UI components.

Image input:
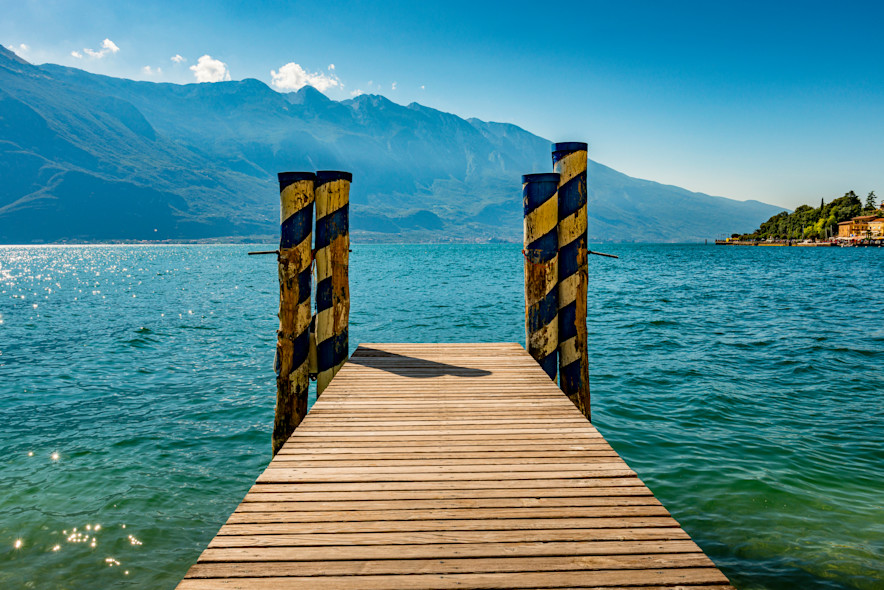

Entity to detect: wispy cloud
[16,43,29,55]
[420,85,425,90]
[391,82,397,91]
[190,54,230,83]
[81,38,119,59]
[328,64,335,71]
[170,54,185,64]
[142,65,162,76]
[350,89,364,97]
[270,62,340,92]
[71,51,82,59]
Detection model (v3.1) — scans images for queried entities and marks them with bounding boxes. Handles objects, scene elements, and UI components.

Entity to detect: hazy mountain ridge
[0,45,785,243]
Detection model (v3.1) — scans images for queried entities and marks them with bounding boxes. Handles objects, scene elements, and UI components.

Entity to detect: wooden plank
[262,462,631,474]
[238,496,659,510]
[228,505,672,522]
[178,568,732,589]
[248,478,647,494]
[243,486,653,502]
[244,484,648,502]
[272,452,620,461]
[256,469,637,484]
[216,516,683,534]
[185,553,716,576]
[275,445,617,455]
[197,539,705,562]
[207,528,692,548]
[276,442,610,451]
[178,343,732,589]
[267,455,622,466]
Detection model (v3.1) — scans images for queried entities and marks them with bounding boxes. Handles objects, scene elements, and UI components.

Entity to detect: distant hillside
[0,45,786,243]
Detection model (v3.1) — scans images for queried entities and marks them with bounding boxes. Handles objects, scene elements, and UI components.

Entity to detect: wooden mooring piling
[272,172,316,455]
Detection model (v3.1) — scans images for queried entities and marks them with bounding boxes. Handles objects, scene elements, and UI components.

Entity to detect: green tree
[865,191,878,212]
[739,191,862,240]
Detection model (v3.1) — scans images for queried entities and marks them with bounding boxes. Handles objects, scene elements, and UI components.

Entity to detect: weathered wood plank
[228,505,672,523]
[185,553,716,576]
[207,527,693,548]
[244,483,648,501]
[242,486,653,503]
[178,568,732,589]
[197,539,705,562]
[215,516,683,534]
[238,496,660,510]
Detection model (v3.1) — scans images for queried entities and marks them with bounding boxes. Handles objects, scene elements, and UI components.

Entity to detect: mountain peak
[346,93,395,108]
[285,85,331,105]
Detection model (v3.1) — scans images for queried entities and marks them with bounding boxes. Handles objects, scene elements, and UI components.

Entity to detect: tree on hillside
[828,192,862,224]
[865,191,878,213]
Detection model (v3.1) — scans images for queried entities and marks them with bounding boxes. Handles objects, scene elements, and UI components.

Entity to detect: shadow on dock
[348,347,493,378]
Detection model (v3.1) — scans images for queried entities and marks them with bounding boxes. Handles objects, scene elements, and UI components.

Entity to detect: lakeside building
[838,215,876,238]
[837,214,884,242]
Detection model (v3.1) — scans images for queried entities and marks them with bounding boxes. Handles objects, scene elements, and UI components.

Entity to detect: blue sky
[3,0,883,210]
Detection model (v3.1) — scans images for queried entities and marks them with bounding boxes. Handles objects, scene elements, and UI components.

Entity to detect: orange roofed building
[839,215,884,239]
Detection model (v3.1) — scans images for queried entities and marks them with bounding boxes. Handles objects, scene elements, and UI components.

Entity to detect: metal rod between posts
[314,170,352,397]
[552,142,590,420]
[273,171,315,455]
[523,173,560,380]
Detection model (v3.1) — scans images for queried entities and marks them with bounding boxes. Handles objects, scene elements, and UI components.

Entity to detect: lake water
[0,244,881,589]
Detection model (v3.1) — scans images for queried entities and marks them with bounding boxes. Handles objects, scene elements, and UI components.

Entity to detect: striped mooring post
[552,141,590,420]
[273,171,315,455]
[314,170,351,397]
[522,173,560,380]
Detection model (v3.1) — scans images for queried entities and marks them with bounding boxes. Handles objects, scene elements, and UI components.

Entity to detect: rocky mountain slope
[0,45,785,243]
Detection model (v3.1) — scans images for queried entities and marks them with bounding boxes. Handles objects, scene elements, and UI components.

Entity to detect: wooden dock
[178,343,733,589]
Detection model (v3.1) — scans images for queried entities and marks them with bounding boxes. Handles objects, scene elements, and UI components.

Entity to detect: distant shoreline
[715,239,883,248]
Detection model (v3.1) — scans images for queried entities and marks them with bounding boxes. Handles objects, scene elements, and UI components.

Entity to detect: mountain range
[0,45,786,243]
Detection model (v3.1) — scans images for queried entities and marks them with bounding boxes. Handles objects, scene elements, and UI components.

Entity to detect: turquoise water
[0,244,881,589]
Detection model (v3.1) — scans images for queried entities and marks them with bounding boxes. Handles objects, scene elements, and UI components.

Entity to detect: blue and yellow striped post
[273,171,315,455]
[523,172,560,380]
[314,170,351,397]
[552,142,590,420]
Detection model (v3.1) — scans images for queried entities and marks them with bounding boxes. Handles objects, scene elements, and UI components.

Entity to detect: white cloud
[171,54,185,63]
[391,82,397,90]
[82,38,119,59]
[420,85,425,90]
[270,62,340,92]
[17,43,29,54]
[328,64,335,71]
[190,54,231,83]
[71,50,82,59]
[350,89,364,97]
[142,65,162,76]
